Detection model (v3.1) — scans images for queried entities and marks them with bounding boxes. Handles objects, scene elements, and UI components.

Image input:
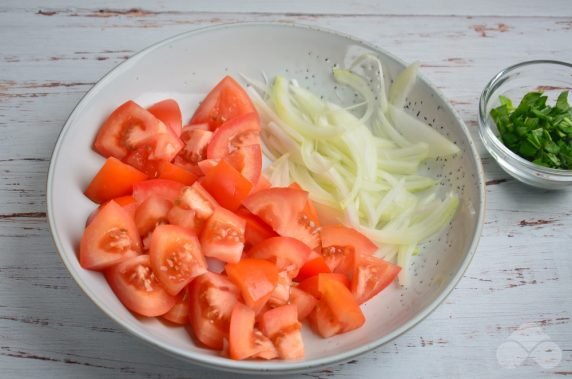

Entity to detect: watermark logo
[496,323,562,369]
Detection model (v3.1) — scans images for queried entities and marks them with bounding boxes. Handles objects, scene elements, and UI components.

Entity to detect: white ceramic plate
[47,23,485,374]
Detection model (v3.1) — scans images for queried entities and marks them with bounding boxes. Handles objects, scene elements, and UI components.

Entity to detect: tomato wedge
[224,145,262,185]
[258,304,304,360]
[235,207,277,248]
[176,128,213,168]
[162,286,190,325]
[352,254,400,304]
[225,258,279,313]
[174,182,219,232]
[105,255,177,317]
[167,205,196,231]
[133,195,172,237]
[288,287,317,321]
[132,179,184,205]
[85,157,147,204]
[188,272,239,350]
[149,225,207,295]
[80,200,141,271]
[148,99,182,137]
[248,237,311,279]
[122,133,184,177]
[297,273,350,299]
[243,187,320,250]
[200,207,246,264]
[191,76,256,130]
[295,255,331,282]
[94,100,174,160]
[206,112,260,159]
[201,160,253,212]
[157,160,198,186]
[321,225,378,256]
[229,302,278,360]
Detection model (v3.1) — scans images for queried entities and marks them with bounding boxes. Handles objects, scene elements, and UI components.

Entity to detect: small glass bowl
[479,60,572,190]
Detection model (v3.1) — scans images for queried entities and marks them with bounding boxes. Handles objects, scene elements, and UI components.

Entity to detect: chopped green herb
[490,90,572,169]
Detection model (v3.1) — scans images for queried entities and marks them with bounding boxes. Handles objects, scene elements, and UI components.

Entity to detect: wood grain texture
[1,1,571,378]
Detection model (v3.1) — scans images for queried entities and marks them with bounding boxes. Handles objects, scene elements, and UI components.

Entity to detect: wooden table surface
[1,1,571,378]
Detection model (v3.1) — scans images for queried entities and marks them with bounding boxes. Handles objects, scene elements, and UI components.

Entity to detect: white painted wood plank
[1,1,571,378]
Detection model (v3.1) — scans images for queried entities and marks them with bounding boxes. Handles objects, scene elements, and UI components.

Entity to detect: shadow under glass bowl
[479,60,572,190]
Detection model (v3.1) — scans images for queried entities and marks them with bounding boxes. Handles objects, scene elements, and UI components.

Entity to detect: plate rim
[46,21,486,374]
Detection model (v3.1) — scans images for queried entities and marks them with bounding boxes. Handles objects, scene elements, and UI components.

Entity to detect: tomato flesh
[105,255,177,317]
[295,255,331,282]
[225,258,279,313]
[174,182,219,232]
[123,133,183,177]
[162,286,190,325]
[157,160,198,186]
[149,225,207,295]
[258,304,304,360]
[191,76,256,130]
[297,273,350,299]
[148,98,182,137]
[288,287,317,321]
[176,128,213,168]
[200,207,246,264]
[188,272,239,350]
[134,195,172,238]
[133,179,184,205]
[248,236,311,279]
[80,200,141,271]
[352,254,400,304]
[236,207,277,249]
[229,302,278,360]
[243,187,320,250]
[206,112,260,159]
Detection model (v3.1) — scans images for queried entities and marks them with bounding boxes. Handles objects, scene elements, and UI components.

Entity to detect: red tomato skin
[105,255,177,317]
[190,76,256,130]
[206,112,260,159]
[133,195,172,237]
[149,225,207,296]
[85,157,148,204]
[157,160,198,186]
[235,207,278,249]
[148,99,182,137]
[294,255,331,282]
[80,200,141,271]
[297,273,350,299]
[321,224,378,256]
[201,160,253,212]
[229,302,278,360]
[225,258,279,313]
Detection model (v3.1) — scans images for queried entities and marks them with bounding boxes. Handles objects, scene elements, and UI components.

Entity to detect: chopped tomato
[295,255,331,282]
[162,286,190,325]
[224,145,262,185]
[197,158,218,176]
[85,157,147,204]
[105,254,176,317]
[174,182,219,232]
[134,195,172,237]
[235,207,277,248]
[201,160,253,212]
[200,207,246,264]
[289,287,317,321]
[149,225,207,296]
[229,302,278,360]
[132,179,184,204]
[225,258,279,313]
[321,225,378,256]
[176,128,213,168]
[157,160,198,186]
[251,175,271,194]
[206,112,260,159]
[190,76,256,130]
[148,99,182,137]
[80,201,141,271]
[188,272,239,350]
[308,275,365,338]
[248,237,311,279]
[243,187,320,250]
[268,271,292,307]
[297,273,350,299]
[184,122,209,131]
[289,183,320,228]
[94,100,174,160]
[258,304,304,360]
[167,206,196,231]
[352,254,400,304]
